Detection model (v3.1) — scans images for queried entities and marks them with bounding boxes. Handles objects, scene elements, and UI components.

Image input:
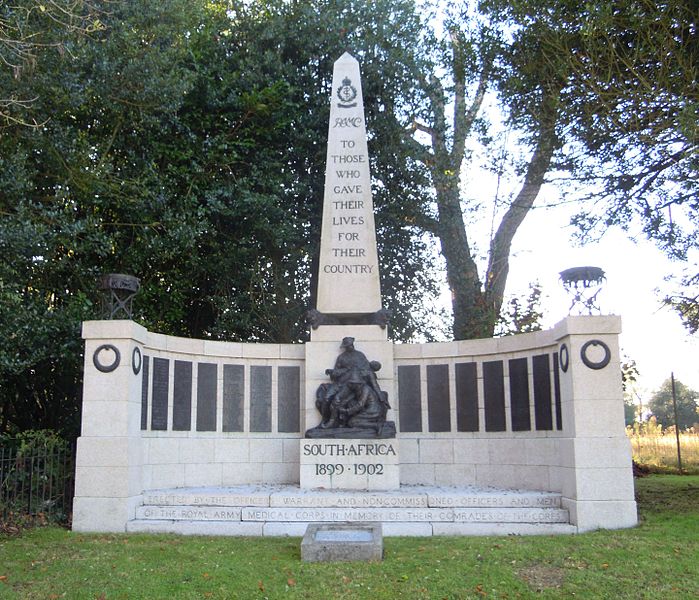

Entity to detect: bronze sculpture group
[305,337,396,439]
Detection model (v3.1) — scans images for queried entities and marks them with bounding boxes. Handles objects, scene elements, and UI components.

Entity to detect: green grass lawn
[1,475,697,599]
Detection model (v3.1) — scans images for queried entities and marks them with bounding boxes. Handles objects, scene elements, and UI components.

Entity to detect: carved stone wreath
[93,344,121,373]
[580,340,611,370]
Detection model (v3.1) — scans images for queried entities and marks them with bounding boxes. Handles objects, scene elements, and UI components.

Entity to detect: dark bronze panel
[483,360,506,432]
[196,363,217,432]
[533,354,553,431]
[397,365,422,432]
[151,357,169,431]
[553,352,563,430]
[509,358,531,431]
[250,365,272,432]
[173,360,192,431]
[223,364,244,432]
[427,364,451,432]
[278,366,301,433]
[140,355,149,430]
[455,362,478,432]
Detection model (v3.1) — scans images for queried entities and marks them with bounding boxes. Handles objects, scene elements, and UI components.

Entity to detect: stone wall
[138,331,304,490]
[73,316,636,533]
[394,326,566,491]
[392,317,637,531]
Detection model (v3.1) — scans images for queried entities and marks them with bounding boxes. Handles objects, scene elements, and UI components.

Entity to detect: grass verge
[1,475,697,599]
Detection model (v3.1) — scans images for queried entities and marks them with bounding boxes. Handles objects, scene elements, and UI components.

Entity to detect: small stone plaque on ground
[301,522,383,562]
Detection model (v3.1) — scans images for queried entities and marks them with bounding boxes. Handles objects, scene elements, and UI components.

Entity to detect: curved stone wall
[73,316,637,533]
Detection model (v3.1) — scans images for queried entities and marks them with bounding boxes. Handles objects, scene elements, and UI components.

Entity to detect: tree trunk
[434,176,494,339]
[423,79,560,340]
[484,90,560,321]
[411,27,563,340]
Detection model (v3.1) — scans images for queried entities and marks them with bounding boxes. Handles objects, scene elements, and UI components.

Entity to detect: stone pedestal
[553,316,638,532]
[300,439,400,490]
[73,320,146,532]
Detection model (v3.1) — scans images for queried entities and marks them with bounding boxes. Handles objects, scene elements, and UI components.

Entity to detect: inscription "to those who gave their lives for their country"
[324,115,373,275]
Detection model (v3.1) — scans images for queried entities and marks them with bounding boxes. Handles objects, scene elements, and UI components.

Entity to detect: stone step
[127,520,264,536]
[125,519,577,537]
[140,485,562,510]
[128,485,574,537]
[136,504,569,524]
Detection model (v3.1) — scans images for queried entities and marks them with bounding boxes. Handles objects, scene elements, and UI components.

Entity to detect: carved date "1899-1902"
[315,463,385,476]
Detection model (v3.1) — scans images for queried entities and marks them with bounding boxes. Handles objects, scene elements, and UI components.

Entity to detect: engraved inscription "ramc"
[333,117,362,128]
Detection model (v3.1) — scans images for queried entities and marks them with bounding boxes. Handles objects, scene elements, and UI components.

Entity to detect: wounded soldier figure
[306,337,395,439]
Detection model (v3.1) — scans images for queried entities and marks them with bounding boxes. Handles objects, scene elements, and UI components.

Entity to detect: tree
[0,0,210,435]
[0,0,104,127]
[392,1,573,340]
[565,0,698,334]
[220,0,444,342]
[495,283,543,336]
[0,0,444,435]
[622,358,640,426]
[482,0,698,332]
[648,377,699,430]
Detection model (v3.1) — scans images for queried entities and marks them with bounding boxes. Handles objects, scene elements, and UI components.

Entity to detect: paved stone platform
[125,485,577,536]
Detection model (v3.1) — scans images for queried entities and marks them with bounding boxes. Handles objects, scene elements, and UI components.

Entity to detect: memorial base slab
[125,484,577,537]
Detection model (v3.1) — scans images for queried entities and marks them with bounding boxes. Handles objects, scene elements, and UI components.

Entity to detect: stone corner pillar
[73,320,148,532]
[553,315,638,532]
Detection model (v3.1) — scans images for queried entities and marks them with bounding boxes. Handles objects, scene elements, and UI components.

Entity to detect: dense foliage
[0,0,442,436]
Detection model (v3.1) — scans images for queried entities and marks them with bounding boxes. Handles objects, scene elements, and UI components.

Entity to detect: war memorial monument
[72,54,637,536]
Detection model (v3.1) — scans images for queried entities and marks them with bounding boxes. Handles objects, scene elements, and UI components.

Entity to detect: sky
[499,190,699,399]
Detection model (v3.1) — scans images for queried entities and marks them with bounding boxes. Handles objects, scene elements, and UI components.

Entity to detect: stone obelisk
[313,52,384,323]
[301,54,398,490]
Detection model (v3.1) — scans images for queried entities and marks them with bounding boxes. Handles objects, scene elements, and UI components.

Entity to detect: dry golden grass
[627,429,699,473]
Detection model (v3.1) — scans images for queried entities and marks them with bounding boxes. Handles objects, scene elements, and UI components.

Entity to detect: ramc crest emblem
[337,77,357,108]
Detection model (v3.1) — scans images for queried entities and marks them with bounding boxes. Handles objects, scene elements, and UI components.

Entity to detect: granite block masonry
[127,485,577,537]
[300,439,400,490]
[73,52,637,536]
